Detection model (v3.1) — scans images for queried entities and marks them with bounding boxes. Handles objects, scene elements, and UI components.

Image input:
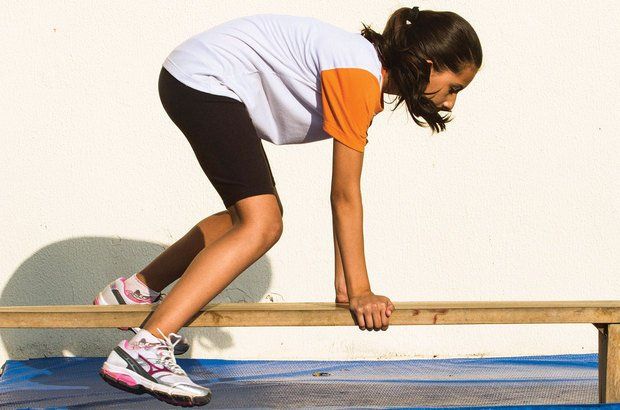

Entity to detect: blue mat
[0,354,618,409]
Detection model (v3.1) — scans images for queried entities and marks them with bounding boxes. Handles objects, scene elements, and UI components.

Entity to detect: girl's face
[382,61,477,112]
[424,62,477,112]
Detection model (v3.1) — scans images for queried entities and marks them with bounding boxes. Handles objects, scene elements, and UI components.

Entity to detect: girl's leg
[135,185,282,292]
[135,210,233,292]
[142,193,283,336]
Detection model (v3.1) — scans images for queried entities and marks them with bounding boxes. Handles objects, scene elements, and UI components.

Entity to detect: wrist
[349,288,372,298]
[335,279,347,292]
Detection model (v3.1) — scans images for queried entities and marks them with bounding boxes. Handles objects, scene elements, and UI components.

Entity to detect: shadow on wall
[0,236,274,360]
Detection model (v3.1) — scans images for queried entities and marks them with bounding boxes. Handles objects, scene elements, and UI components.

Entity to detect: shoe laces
[154,328,186,376]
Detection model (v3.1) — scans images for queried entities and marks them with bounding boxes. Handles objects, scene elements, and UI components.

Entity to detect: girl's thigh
[158,67,277,211]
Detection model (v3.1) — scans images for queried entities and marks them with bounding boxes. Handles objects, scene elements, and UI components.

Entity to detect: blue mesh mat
[0,353,618,409]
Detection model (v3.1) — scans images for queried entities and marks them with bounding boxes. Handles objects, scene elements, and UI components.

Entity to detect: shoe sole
[100,362,211,407]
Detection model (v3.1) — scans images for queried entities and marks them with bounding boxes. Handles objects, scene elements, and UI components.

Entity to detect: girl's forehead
[450,66,477,87]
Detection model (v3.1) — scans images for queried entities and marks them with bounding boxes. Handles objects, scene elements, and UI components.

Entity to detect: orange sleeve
[320,68,383,153]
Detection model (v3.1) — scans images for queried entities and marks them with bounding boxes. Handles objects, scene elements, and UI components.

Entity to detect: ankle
[142,326,173,340]
[135,273,163,293]
[131,328,161,344]
[125,273,161,300]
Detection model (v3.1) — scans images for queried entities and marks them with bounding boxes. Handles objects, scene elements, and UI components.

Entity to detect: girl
[95,6,482,406]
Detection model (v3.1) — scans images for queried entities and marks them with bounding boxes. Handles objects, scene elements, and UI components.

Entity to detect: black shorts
[158,67,276,209]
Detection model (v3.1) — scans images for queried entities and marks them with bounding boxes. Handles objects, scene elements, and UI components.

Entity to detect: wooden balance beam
[1,300,619,403]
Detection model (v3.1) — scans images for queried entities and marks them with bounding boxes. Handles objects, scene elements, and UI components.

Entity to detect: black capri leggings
[158,67,276,209]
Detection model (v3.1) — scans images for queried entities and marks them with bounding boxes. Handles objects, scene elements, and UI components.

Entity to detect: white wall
[1,0,618,363]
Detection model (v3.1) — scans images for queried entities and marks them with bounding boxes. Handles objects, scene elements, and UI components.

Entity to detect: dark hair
[361,7,483,133]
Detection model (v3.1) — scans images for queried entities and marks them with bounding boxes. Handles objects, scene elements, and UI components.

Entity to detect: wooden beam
[1,301,620,328]
[598,324,608,403]
[604,324,620,403]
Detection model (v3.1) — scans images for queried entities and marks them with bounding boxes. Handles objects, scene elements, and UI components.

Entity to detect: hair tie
[408,6,420,24]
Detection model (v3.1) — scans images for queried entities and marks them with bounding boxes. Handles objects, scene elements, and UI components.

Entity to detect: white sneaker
[100,329,211,407]
[94,277,190,355]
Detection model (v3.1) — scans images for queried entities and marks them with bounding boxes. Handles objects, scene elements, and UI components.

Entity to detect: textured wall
[1,0,618,363]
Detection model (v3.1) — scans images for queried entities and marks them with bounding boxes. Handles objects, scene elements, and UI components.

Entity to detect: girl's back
[163,14,384,150]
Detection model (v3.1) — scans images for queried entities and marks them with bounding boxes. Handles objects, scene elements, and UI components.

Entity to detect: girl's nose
[439,103,453,112]
[442,95,456,112]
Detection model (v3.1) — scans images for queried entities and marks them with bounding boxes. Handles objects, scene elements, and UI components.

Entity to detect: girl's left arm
[333,225,348,303]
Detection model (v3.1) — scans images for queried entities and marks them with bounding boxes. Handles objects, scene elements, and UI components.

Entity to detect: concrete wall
[1,0,618,363]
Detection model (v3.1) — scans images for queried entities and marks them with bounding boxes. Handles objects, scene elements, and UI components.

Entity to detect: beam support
[598,324,620,403]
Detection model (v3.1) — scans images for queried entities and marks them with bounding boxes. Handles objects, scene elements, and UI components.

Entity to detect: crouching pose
[95,6,482,406]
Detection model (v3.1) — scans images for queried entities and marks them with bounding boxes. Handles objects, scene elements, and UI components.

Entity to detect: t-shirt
[162,14,385,152]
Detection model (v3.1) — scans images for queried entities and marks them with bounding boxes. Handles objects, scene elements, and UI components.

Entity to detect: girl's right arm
[330,138,395,331]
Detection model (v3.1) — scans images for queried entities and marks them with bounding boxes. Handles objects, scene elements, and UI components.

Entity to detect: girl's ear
[425,59,434,72]
[425,59,437,78]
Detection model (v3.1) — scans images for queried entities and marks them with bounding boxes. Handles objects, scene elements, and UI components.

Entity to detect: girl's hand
[348,292,395,331]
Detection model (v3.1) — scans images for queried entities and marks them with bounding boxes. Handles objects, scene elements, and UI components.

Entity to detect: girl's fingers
[386,301,395,317]
[356,312,366,330]
[372,309,382,331]
[351,298,395,330]
[364,312,374,331]
[381,308,389,331]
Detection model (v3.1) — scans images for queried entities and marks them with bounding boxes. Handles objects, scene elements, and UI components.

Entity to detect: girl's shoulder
[315,32,382,79]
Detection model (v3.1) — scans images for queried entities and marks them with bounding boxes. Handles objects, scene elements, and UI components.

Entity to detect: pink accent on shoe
[102,368,138,387]
[122,339,154,350]
[93,297,100,305]
[123,288,154,304]
[138,353,169,376]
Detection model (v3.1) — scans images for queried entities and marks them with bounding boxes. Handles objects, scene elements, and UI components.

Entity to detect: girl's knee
[249,218,283,246]
[227,193,283,245]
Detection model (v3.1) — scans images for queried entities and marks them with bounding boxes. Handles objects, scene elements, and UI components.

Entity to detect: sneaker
[94,277,190,355]
[100,329,211,407]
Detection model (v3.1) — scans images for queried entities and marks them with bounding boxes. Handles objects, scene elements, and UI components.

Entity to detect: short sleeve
[320,68,383,153]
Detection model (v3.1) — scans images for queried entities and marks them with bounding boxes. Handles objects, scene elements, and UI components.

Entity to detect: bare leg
[142,194,283,336]
[136,186,282,292]
[135,210,234,292]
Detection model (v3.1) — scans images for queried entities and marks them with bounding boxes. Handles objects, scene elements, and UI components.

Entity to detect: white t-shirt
[162,14,385,152]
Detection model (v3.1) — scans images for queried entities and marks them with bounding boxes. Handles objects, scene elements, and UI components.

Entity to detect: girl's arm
[331,193,370,295]
[330,139,394,330]
[332,213,349,303]
[330,140,370,298]
[333,224,349,303]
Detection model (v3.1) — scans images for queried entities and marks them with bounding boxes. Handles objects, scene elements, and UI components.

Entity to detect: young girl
[95,6,482,406]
